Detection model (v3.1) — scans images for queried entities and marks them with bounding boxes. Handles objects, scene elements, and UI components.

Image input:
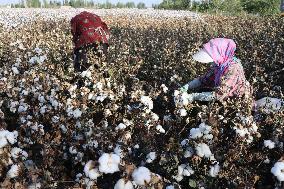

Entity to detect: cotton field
[0,8,283,189]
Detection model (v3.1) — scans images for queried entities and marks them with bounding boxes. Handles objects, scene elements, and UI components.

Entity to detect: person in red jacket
[71,11,110,72]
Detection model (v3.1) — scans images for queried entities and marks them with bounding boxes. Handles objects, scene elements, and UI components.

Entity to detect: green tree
[241,0,280,15]
[137,2,146,9]
[125,1,135,8]
[116,2,125,8]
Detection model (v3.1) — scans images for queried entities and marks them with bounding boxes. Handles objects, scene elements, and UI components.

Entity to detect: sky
[0,0,163,7]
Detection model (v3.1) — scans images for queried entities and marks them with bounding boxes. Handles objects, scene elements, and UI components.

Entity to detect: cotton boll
[146,152,156,163]
[69,146,77,154]
[271,161,284,181]
[11,147,28,160]
[114,178,134,189]
[132,166,151,186]
[12,67,19,74]
[140,96,153,110]
[189,128,203,139]
[60,124,67,133]
[5,131,18,145]
[98,153,120,174]
[7,164,20,178]
[84,160,100,180]
[209,164,220,177]
[233,127,249,137]
[156,125,165,133]
[151,113,159,121]
[264,140,275,149]
[179,109,187,117]
[116,123,127,130]
[73,108,82,118]
[203,134,213,140]
[196,143,212,158]
[184,147,194,158]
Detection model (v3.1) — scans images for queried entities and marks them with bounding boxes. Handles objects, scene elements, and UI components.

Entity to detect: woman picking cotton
[180,38,283,113]
[71,11,110,72]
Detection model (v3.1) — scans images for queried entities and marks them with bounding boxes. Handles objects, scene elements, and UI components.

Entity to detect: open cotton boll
[132,166,151,186]
[7,164,20,178]
[114,178,134,189]
[233,127,249,137]
[116,123,127,130]
[177,164,194,177]
[271,161,284,181]
[146,152,156,163]
[11,147,28,160]
[0,130,18,148]
[156,125,165,133]
[184,147,194,158]
[73,108,82,118]
[150,113,159,122]
[196,143,212,158]
[140,96,153,110]
[98,153,120,174]
[179,108,187,117]
[81,70,92,79]
[189,128,203,139]
[264,140,275,149]
[84,160,100,180]
[69,146,77,154]
[209,164,220,177]
[12,67,19,74]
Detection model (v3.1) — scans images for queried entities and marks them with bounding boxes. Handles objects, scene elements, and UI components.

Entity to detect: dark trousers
[73,43,108,72]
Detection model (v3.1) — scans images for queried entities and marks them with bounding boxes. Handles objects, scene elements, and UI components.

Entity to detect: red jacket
[71,11,110,50]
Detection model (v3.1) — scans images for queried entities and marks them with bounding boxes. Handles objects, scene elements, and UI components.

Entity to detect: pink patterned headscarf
[203,38,237,86]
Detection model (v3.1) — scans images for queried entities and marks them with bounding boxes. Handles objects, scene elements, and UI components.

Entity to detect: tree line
[11,0,146,9]
[154,0,281,15]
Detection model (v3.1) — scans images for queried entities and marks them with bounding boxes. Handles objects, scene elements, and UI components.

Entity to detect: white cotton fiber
[84,160,100,180]
[132,166,151,186]
[146,152,156,163]
[271,161,284,181]
[7,164,20,178]
[114,178,134,189]
[98,153,120,174]
[196,143,212,158]
[209,164,220,177]
[264,140,275,149]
